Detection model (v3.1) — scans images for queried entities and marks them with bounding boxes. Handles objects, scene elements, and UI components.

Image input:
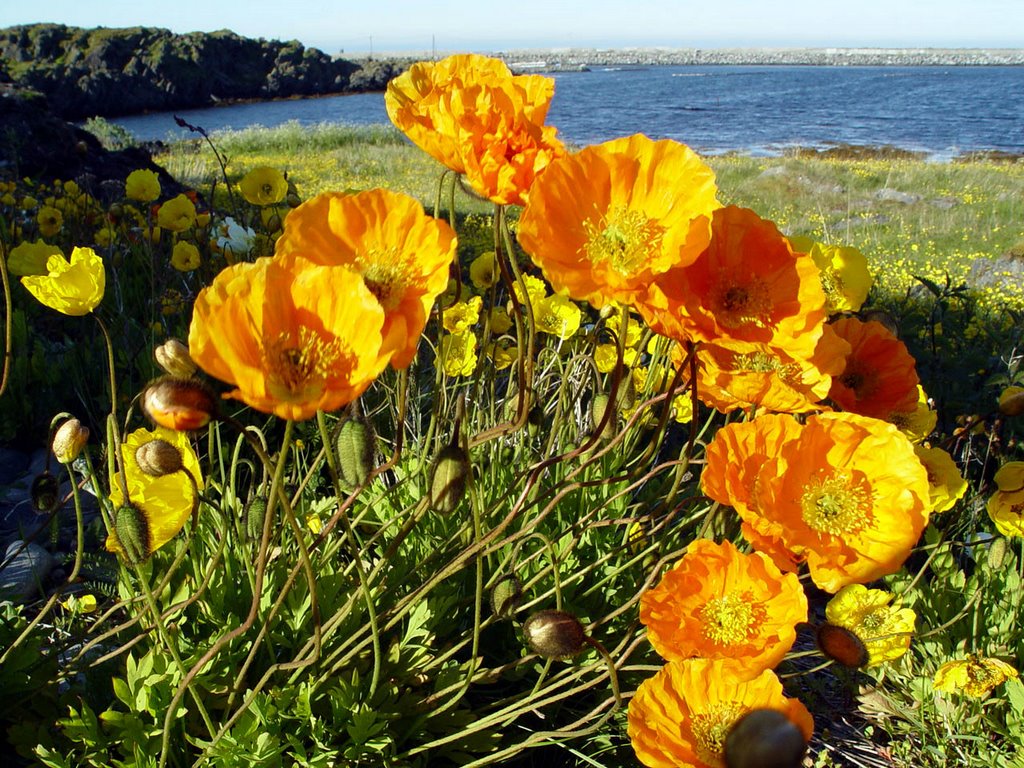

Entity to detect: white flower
[214,217,257,256]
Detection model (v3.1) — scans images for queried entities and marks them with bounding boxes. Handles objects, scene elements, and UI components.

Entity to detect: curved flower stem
[0,237,12,397]
[316,409,383,698]
[160,419,294,768]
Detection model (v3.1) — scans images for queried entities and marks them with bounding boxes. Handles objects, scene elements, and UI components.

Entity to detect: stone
[875,188,922,204]
[0,540,55,602]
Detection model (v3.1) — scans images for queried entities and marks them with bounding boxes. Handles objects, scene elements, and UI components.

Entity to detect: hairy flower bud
[816,622,869,668]
[490,575,524,620]
[523,609,587,660]
[114,504,151,565]
[429,440,470,515]
[53,418,89,463]
[135,439,184,477]
[155,338,197,378]
[591,393,617,442]
[245,496,269,541]
[724,708,808,768]
[336,416,376,490]
[141,376,217,431]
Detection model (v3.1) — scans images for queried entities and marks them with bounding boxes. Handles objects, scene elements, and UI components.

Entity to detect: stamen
[801,471,873,535]
[582,206,665,276]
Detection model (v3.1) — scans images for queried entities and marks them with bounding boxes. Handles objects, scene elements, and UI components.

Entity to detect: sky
[1,0,1021,54]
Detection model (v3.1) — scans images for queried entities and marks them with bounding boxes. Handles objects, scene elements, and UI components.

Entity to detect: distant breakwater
[490,46,1024,71]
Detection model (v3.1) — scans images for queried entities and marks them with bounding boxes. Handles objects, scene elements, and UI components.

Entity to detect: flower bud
[591,393,617,442]
[522,609,586,660]
[998,385,1024,417]
[429,440,470,515]
[988,536,1008,570]
[141,376,217,431]
[53,418,89,463]
[724,708,808,768]
[135,439,184,477]
[114,503,151,565]
[336,416,376,490]
[490,575,523,619]
[246,496,268,541]
[155,339,197,378]
[816,622,869,668]
[31,472,60,513]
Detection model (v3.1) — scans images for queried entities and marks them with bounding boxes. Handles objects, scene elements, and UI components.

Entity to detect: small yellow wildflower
[443,295,483,333]
[535,294,581,340]
[934,654,1019,698]
[37,205,63,237]
[171,241,201,272]
[440,330,478,377]
[125,169,161,203]
[157,194,197,233]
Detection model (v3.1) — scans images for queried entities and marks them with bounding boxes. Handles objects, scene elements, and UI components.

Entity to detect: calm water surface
[112,65,1024,158]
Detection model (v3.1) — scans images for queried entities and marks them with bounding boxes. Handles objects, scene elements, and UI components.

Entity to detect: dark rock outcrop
[0,84,183,191]
[0,24,402,119]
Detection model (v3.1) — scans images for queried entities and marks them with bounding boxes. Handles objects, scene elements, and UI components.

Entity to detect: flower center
[582,206,665,276]
[709,274,772,329]
[838,359,879,401]
[691,702,749,768]
[801,471,872,535]
[733,351,800,384]
[699,592,765,647]
[356,247,412,312]
[263,326,347,404]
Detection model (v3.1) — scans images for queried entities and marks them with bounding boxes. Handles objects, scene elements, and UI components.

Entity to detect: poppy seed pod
[429,440,470,515]
[141,376,217,431]
[816,622,869,668]
[522,609,587,660]
[724,708,808,768]
[155,338,197,379]
[490,575,523,619]
[336,416,376,490]
[53,418,89,464]
[134,439,184,477]
[114,504,151,565]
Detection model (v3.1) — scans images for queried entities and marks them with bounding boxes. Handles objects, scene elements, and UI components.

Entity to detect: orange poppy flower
[827,317,920,419]
[642,206,827,357]
[628,658,813,768]
[188,255,391,421]
[517,134,719,309]
[385,53,564,206]
[273,189,457,369]
[688,324,850,414]
[704,411,932,592]
[640,539,807,673]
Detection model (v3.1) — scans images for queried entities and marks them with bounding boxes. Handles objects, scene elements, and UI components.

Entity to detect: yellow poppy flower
[518,134,719,309]
[823,584,916,666]
[914,445,968,514]
[106,426,203,559]
[442,295,483,333]
[7,239,62,276]
[240,166,288,206]
[934,654,1019,698]
[21,246,105,316]
[791,238,872,314]
[188,254,392,421]
[487,306,513,335]
[125,169,161,203]
[37,205,63,237]
[535,294,582,340]
[171,241,201,272]
[273,189,457,369]
[439,330,478,377]
[987,461,1024,537]
[157,194,197,232]
[469,251,499,290]
[628,658,813,768]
